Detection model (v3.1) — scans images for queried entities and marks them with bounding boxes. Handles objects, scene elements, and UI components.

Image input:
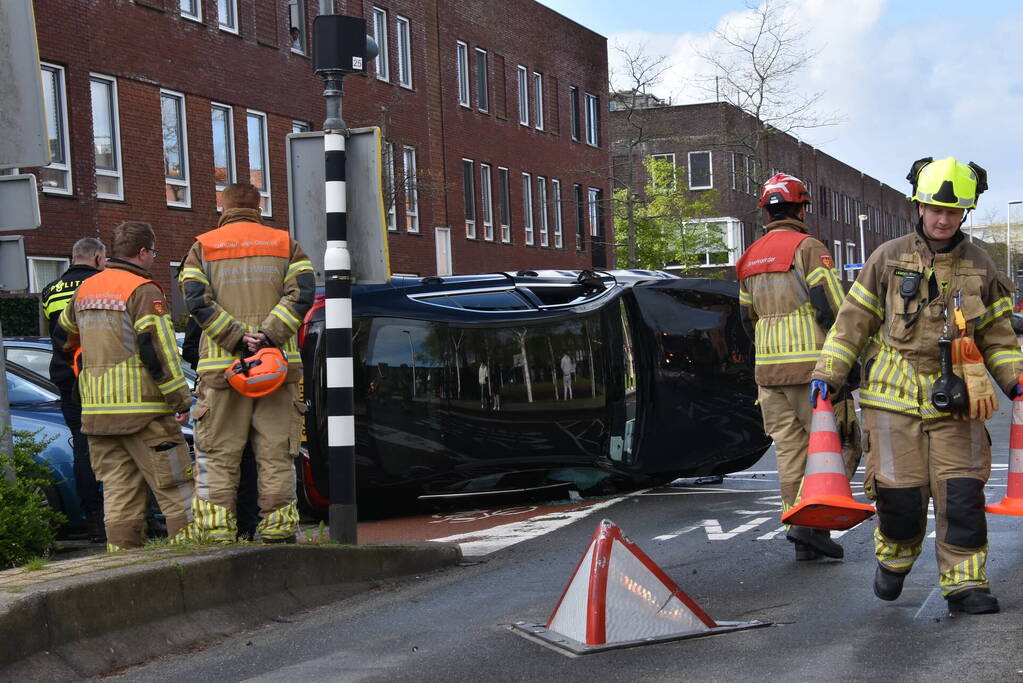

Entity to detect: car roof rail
[515,270,539,277]
[421,275,444,285]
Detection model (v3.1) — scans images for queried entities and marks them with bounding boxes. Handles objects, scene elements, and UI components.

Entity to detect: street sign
[286,128,390,284]
[0,0,50,168]
[843,263,863,271]
[0,175,41,231]
[0,235,28,290]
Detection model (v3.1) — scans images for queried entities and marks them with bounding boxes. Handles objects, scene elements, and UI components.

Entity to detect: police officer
[737,173,848,561]
[812,157,1023,614]
[42,237,107,542]
[180,183,314,543]
[59,222,195,550]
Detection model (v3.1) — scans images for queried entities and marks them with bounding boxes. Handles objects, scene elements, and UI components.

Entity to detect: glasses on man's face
[145,246,158,258]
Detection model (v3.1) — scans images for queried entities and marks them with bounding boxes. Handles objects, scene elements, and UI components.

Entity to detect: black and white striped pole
[313,14,377,543]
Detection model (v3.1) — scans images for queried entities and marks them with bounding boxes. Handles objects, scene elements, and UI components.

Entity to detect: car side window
[6,348,52,379]
[419,291,532,311]
[7,372,59,405]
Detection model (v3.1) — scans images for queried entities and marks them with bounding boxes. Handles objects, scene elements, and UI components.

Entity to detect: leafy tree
[614,156,722,270]
[0,430,65,568]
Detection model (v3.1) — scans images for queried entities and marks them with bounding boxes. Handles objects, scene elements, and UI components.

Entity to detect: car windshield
[7,372,59,405]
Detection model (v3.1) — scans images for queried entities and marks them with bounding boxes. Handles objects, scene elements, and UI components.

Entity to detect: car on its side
[296,270,770,515]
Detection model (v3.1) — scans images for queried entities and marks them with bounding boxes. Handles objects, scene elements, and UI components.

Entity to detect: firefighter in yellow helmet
[180,183,315,543]
[737,173,850,561]
[812,157,1023,614]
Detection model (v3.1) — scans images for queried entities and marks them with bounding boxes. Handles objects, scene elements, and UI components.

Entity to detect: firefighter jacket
[57,259,191,435]
[41,263,102,393]
[179,208,315,389]
[813,229,1023,419]
[737,219,845,387]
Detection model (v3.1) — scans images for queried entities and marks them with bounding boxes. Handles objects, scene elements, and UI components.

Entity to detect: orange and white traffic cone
[782,395,875,530]
[986,394,1023,516]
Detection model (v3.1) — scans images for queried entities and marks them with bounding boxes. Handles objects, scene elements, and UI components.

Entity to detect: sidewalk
[0,540,461,681]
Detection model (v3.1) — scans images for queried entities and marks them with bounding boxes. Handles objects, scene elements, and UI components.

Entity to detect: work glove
[809,379,830,408]
[951,337,998,421]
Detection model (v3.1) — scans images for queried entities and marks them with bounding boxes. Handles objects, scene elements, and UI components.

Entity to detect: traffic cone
[509,519,768,655]
[781,395,875,530]
[986,394,1023,516]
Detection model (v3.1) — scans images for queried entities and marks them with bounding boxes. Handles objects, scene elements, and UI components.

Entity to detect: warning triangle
[512,519,768,655]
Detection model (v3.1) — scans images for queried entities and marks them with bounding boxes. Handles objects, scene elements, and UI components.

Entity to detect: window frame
[584,92,599,146]
[383,141,397,232]
[245,108,271,217]
[462,158,476,239]
[650,153,677,190]
[180,0,202,23]
[480,163,494,242]
[498,166,511,243]
[569,86,580,141]
[474,48,489,113]
[27,256,70,293]
[687,150,713,190]
[517,66,529,126]
[551,178,563,248]
[39,62,72,196]
[537,176,549,246]
[532,71,544,131]
[291,120,311,134]
[574,184,585,251]
[845,242,857,281]
[588,187,601,237]
[89,73,124,201]
[396,15,412,89]
[833,240,844,274]
[217,0,238,33]
[160,88,191,208]
[522,172,534,245]
[403,146,419,233]
[211,102,237,212]
[456,41,470,108]
[288,0,307,54]
[372,7,389,81]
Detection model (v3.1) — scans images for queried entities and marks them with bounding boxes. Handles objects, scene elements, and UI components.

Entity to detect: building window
[292,120,311,134]
[246,109,271,216]
[403,146,419,232]
[522,173,534,245]
[481,163,494,241]
[498,166,511,243]
[383,142,396,231]
[584,92,599,146]
[650,153,677,190]
[211,103,236,211]
[688,151,712,190]
[27,257,69,293]
[681,218,743,266]
[372,8,389,80]
[462,159,476,239]
[588,188,601,238]
[517,66,529,125]
[161,89,190,207]
[474,48,489,113]
[575,184,585,250]
[846,242,857,281]
[217,0,238,32]
[396,16,412,88]
[288,1,307,53]
[533,72,544,131]
[180,0,201,22]
[833,240,843,274]
[39,63,71,195]
[456,41,470,107]
[551,179,563,248]
[537,176,549,246]
[804,179,813,214]
[569,86,580,141]
[89,74,123,201]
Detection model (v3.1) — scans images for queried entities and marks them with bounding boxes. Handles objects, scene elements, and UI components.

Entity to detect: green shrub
[0,295,42,336]
[0,430,66,568]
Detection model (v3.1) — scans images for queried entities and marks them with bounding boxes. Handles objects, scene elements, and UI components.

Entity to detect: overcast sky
[539,0,1023,227]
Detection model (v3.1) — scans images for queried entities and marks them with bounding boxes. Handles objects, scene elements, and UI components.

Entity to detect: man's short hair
[766,202,804,222]
[110,222,156,259]
[71,237,105,262]
[222,183,262,210]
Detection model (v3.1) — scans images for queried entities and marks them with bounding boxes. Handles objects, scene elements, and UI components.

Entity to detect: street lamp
[402,329,416,397]
[857,214,868,265]
[1008,200,1022,280]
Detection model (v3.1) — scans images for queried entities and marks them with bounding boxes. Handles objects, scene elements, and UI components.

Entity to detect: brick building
[8,0,612,301]
[610,100,917,281]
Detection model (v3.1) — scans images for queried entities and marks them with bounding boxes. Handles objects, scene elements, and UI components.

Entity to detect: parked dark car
[296,270,770,513]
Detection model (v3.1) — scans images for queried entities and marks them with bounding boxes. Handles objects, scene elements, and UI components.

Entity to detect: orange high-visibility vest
[195,221,291,261]
[75,268,155,311]
[735,229,810,280]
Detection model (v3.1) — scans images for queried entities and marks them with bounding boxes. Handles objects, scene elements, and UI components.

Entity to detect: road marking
[654,517,774,541]
[913,588,940,620]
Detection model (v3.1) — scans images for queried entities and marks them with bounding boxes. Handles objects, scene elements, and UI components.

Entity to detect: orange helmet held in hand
[72,347,83,377]
[224,347,288,397]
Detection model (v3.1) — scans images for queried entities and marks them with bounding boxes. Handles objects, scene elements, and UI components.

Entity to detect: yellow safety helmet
[906,156,988,209]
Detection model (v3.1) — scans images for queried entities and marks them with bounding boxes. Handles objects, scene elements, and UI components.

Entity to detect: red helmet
[759,173,812,208]
[224,347,288,398]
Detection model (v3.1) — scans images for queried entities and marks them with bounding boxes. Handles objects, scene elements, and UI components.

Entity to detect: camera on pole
[312,14,377,544]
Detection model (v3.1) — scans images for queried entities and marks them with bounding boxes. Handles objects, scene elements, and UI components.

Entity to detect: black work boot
[786,526,844,559]
[873,564,907,601]
[947,588,1000,615]
[792,542,819,561]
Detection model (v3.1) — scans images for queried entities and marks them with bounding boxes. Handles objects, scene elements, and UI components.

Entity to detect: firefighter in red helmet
[737,173,853,561]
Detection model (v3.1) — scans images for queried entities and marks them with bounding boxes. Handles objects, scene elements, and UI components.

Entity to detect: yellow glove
[952,337,998,421]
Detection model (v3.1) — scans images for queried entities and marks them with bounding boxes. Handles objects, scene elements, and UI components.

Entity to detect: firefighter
[737,173,848,561]
[180,183,314,543]
[42,236,107,542]
[812,157,1023,614]
[58,222,195,551]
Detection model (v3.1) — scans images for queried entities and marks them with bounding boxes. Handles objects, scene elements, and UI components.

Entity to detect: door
[435,227,452,276]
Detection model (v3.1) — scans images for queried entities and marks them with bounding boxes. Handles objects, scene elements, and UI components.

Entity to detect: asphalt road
[107,401,1023,682]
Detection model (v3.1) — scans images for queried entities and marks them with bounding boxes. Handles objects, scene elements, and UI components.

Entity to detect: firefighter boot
[946,588,1000,615]
[787,526,844,559]
[792,542,819,561]
[874,564,907,601]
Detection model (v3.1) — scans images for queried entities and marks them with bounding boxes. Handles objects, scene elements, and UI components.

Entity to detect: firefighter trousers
[861,407,992,596]
[191,382,302,542]
[87,414,195,550]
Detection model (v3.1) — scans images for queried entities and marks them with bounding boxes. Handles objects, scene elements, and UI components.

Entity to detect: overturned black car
[296,270,769,512]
